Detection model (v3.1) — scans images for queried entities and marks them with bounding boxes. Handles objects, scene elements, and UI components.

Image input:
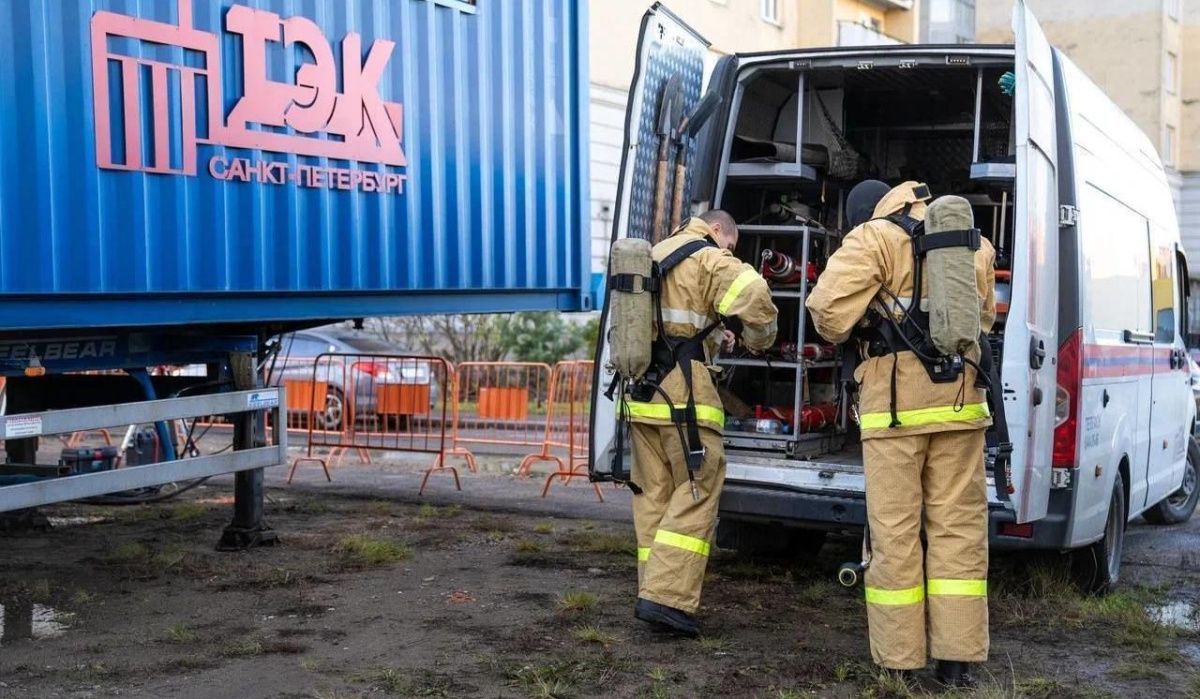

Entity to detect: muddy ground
[1,451,1199,698]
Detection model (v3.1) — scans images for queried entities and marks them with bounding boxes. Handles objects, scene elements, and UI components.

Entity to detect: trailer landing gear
[217,352,278,551]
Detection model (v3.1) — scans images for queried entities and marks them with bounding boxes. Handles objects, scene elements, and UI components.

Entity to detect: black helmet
[846,179,891,228]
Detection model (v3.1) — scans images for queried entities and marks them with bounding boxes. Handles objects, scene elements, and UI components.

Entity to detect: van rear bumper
[719,481,1071,550]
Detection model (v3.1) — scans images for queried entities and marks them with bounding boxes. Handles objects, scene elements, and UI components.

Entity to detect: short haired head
[699,209,739,251]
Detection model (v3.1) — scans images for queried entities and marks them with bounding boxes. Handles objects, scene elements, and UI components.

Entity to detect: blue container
[0,0,590,333]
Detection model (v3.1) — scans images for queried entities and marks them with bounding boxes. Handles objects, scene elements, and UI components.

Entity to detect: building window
[1166,51,1178,94]
[1165,125,1177,166]
[1167,0,1181,21]
[761,0,780,25]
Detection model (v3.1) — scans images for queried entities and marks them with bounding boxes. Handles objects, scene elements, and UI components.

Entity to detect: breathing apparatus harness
[605,236,725,499]
[853,194,1013,495]
[854,194,1011,474]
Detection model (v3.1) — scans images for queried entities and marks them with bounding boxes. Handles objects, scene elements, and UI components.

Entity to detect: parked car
[1190,357,1200,433]
[271,327,435,430]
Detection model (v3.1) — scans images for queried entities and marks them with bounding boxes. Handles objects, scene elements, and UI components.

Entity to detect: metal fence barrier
[439,361,556,474]
[528,360,600,501]
[287,353,456,494]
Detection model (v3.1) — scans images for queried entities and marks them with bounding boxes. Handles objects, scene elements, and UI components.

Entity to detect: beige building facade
[977,0,1200,270]
[586,1,922,278]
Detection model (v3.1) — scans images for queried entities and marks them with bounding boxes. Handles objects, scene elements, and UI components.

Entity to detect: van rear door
[1005,0,1060,523]
[589,4,717,479]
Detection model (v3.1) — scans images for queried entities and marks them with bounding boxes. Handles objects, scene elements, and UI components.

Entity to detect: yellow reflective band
[717,268,761,315]
[621,400,725,429]
[927,578,988,597]
[859,403,990,430]
[864,585,926,606]
[637,547,651,562]
[654,529,711,557]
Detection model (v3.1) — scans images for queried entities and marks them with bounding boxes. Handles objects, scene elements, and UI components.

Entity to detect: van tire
[1143,437,1200,525]
[716,520,826,560]
[1073,471,1126,595]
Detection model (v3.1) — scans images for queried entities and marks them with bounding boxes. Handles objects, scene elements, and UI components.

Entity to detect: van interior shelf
[714,59,1016,457]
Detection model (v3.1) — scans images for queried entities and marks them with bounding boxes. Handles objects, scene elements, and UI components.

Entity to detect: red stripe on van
[1082,344,1183,379]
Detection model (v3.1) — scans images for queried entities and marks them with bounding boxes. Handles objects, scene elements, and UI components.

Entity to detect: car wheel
[1073,470,1126,594]
[1144,436,1200,525]
[317,387,345,431]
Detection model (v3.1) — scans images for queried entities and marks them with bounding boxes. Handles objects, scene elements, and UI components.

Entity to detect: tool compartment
[712,56,1017,471]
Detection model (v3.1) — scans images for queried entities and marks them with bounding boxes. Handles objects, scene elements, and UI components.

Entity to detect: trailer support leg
[217,352,278,551]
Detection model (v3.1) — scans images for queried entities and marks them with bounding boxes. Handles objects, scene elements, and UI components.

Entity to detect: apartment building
[586,1,922,289]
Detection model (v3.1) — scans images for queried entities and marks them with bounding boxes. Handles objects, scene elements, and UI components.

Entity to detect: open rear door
[589,4,714,480]
[1003,0,1060,523]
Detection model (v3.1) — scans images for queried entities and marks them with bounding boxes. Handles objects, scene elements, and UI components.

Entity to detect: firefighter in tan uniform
[624,210,777,636]
[806,182,996,686]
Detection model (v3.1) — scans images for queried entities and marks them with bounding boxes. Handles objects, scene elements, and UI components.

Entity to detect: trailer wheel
[1143,437,1200,525]
[1073,470,1126,594]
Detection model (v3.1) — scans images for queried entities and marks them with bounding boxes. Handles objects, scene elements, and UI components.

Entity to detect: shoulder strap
[657,238,717,277]
[913,228,981,256]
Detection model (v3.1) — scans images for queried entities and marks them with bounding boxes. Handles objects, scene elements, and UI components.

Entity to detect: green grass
[534,522,555,535]
[697,635,730,653]
[300,657,319,672]
[221,639,264,657]
[367,500,394,516]
[515,539,545,554]
[351,667,452,697]
[504,659,605,699]
[570,625,620,646]
[561,531,636,556]
[557,591,599,613]
[165,622,197,644]
[170,502,207,522]
[1108,662,1168,681]
[793,580,835,607]
[332,535,411,567]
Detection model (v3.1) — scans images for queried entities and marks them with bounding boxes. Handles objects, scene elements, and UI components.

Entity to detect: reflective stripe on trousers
[859,402,989,430]
[866,579,986,606]
[622,400,725,430]
[654,529,711,557]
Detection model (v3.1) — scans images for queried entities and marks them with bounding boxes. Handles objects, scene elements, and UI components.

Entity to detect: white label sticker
[247,390,279,410]
[5,415,43,439]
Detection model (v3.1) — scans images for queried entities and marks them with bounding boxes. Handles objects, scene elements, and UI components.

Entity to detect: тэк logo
[91,0,406,191]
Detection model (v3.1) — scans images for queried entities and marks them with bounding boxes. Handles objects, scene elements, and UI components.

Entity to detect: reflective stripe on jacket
[805,183,997,440]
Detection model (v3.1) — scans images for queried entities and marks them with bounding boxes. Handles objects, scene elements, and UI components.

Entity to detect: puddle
[0,602,71,644]
[47,516,110,527]
[1149,600,1200,632]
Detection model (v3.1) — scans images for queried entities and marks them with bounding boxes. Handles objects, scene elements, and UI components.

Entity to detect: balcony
[837,21,904,47]
[861,0,915,9]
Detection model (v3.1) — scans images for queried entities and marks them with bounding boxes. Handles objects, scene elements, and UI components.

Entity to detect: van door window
[1152,230,1176,343]
[1079,184,1151,336]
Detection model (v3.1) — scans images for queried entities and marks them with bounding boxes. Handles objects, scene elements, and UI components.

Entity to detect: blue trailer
[0,0,589,541]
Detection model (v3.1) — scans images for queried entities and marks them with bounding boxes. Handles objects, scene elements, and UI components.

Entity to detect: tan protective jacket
[806,183,997,440]
[624,218,778,433]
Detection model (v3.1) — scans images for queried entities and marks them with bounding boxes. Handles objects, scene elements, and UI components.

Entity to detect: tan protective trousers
[630,422,725,614]
[862,429,989,669]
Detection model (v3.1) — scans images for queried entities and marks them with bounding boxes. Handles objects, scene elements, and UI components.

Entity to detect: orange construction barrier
[287,353,455,494]
[525,360,600,501]
[439,362,555,474]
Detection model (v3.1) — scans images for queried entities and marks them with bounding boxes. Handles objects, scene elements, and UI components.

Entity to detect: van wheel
[1143,437,1200,525]
[1073,471,1126,594]
[716,520,826,560]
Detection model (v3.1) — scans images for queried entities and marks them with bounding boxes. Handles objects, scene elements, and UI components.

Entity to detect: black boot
[634,598,699,637]
[935,660,976,688]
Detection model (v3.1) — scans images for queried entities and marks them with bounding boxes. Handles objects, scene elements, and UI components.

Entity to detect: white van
[590,1,1199,591]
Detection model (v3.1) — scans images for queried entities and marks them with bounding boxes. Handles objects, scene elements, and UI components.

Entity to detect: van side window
[1151,230,1176,343]
[1079,184,1152,336]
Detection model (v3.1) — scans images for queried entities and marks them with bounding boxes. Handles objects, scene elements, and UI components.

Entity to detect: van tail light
[1052,329,1083,468]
